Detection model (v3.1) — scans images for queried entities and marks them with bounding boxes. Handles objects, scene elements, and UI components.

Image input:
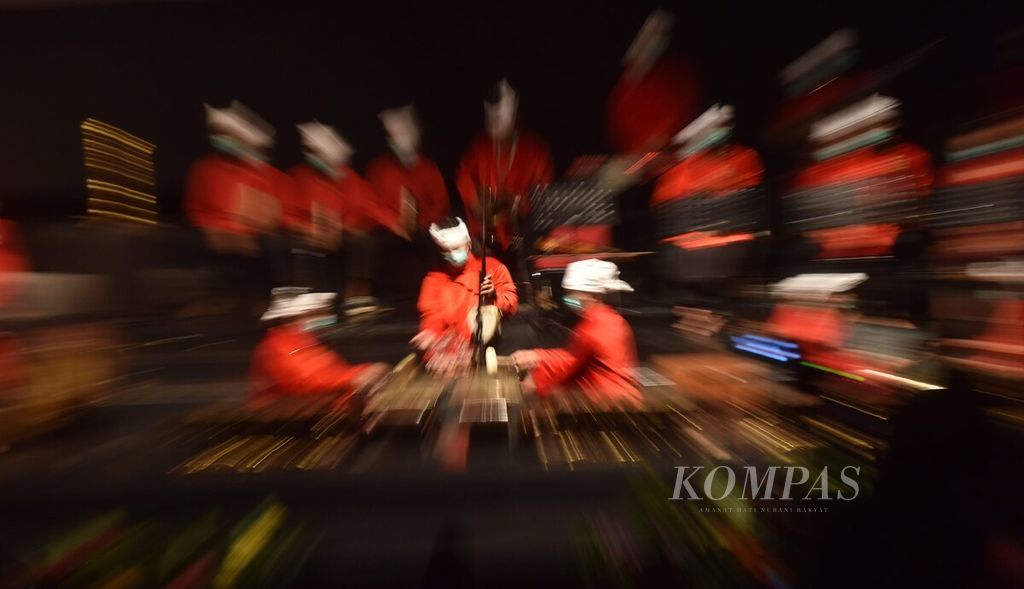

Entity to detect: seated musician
[410,216,518,351]
[511,259,642,407]
[250,288,388,405]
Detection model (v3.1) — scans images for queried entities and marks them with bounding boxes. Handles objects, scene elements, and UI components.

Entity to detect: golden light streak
[84,161,155,186]
[81,119,155,153]
[86,197,158,217]
[86,180,156,202]
[87,209,157,225]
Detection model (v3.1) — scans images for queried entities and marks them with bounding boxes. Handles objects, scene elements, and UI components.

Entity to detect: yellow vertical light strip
[81,119,158,224]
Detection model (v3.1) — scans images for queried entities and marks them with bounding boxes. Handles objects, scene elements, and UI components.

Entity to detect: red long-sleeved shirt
[455,130,554,249]
[652,144,764,205]
[183,153,289,235]
[530,303,641,407]
[367,153,449,230]
[606,55,701,154]
[288,163,396,236]
[417,253,518,340]
[249,324,374,402]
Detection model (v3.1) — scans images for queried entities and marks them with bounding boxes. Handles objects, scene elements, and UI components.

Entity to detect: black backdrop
[0,0,1018,219]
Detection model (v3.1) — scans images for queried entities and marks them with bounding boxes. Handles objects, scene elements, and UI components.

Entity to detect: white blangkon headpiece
[772,273,867,301]
[204,100,274,148]
[562,259,634,294]
[261,287,336,321]
[809,94,900,142]
[379,104,421,156]
[673,103,735,145]
[297,121,354,167]
[429,218,471,250]
[484,79,518,139]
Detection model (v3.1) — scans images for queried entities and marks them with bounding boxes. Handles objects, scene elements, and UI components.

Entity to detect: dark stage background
[0,0,1018,219]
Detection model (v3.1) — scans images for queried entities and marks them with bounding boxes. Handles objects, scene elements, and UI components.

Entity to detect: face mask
[387,138,419,166]
[211,135,265,163]
[302,315,338,332]
[562,295,584,312]
[305,153,338,178]
[445,248,469,267]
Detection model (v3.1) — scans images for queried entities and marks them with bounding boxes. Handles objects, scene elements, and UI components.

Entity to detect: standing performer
[455,80,554,259]
[289,121,380,311]
[368,104,450,238]
[368,105,450,299]
[183,100,290,315]
[511,259,641,407]
[411,217,518,352]
[606,9,700,154]
[250,288,388,405]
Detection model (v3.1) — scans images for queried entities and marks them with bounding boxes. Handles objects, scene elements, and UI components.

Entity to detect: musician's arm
[262,342,376,395]
[491,262,519,315]
[531,333,595,396]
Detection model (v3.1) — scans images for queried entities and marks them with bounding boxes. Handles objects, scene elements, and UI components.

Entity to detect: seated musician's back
[513,259,641,407]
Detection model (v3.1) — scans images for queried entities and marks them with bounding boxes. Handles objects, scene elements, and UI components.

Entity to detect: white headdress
[297,120,354,167]
[204,100,274,148]
[261,287,336,321]
[429,218,471,250]
[562,259,634,294]
[772,273,867,301]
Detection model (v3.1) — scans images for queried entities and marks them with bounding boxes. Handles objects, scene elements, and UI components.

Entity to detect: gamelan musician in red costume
[250,288,387,405]
[183,100,290,314]
[455,80,554,258]
[511,259,641,408]
[606,9,700,155]
[410,217,518,354]
[368,104,450,298]
[289,120,393,312]
[368,104,449,238]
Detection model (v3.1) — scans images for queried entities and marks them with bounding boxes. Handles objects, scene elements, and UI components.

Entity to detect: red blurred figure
[250,289,387,404]
[184,101,287,254]
[411,217,518,350]
[606,10,700,154]
[456,79,554,252]
[512,259,641,407]
[368,105,449,235]
[289,121,393,304]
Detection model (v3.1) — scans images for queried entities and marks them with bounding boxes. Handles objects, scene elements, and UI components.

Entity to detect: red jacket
[606,55,701,154]
[788,144,932,259]
[183,153,289,235]
[652,144,764,205]
[289,163,394,236]
[249,324,375,402]
[456,131,554,249]
[367,153,450,230]
[531,303,641,406]
[417,253,518,340]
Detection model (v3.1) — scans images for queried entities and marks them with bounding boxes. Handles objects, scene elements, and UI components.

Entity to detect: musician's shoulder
[483,256,510,269]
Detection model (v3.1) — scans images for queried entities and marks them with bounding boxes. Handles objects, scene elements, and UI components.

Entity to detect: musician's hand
[511,350,541,371]
[410,329,440,351]
[480,275,496,298]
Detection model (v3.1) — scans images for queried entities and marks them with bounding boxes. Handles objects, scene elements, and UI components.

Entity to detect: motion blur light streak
[81,118,158,224]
